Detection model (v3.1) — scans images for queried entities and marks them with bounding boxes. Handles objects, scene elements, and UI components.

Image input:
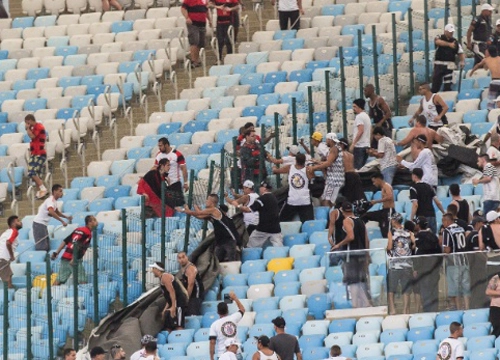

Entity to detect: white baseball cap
[481,3,494,11]
[243,180,254,188]
[496,18,500,26]
[486,211,500,223]
[444,24,455,33]
[326,133,339,142]
[224,338,240,348]
[288,145,300,155]
[495,95,500,102]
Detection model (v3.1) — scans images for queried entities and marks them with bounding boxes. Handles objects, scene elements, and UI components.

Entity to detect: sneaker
[36,189,48,199]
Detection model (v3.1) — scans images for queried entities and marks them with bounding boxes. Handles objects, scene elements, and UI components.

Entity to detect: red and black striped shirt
[30,122,46,156]
[182,0,208,27]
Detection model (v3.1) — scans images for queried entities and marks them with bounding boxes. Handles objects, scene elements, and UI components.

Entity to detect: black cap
[472,216,486,226]
[338,138,349,148]
[341,201,353,212]
[473,209,484,217]
[415,134,427,144]
[260,181,272,190]
[272,316,286,328]
[90,347,108,358]
[414,216,428,228]
[255,335,270,347]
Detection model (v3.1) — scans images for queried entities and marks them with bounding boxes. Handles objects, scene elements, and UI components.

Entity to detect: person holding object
[432,24,465,93]
[225,180,259,235]
[367,127,398,185]
[51,215,98,285]
[0,216,22,289]
[470,46,500,109]
[409,83,448,130]
[209,291,245,360]
[150,262,188,332]
[397,135,438,188]
[467,3,494,65]
[32,184,72,252]
[271,0,304,31]
[25,114,48,199]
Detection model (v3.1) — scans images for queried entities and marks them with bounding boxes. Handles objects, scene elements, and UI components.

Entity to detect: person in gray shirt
[269,317,302,360]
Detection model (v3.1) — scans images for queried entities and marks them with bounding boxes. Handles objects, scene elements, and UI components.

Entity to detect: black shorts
[387,268,413,294]
[187,24,206,48]
[164,306,186,330]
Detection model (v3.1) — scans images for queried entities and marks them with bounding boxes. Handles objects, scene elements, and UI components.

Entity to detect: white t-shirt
[155,149,186,184]
[219,351,238,360]
[437,337,464,360]
[353,112,372,148]
[278,0,298,12]
[487,145,500,174]
[209,311,243,357]
[33,196,58,226]
[316,142,329,161]
[377,136,398,170]
[130,349,145,360]
[243,193,259,226]
[0,228,18,261]
[401,148,438,187]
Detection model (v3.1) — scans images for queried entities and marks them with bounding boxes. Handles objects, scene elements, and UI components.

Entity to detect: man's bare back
[484,56,500,78]
[492,223,500,248]
[343,150,355,172]
[381,182,395,209]
[399,127,443,148]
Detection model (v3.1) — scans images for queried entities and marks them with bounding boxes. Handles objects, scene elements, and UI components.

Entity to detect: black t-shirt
[415,229,441,255]
[456,199,470,224]
[269,333,300,360]
[465,230,479,251]
[250,192,281,234]
[410,182,436,217]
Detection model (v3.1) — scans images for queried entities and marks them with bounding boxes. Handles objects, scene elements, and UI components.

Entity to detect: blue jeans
[381,166,397,185]
[426,216,437,235]
[484,200,500,215]
[353,147,369,170]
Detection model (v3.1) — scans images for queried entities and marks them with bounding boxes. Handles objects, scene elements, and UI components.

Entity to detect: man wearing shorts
[0,216,22,288]
[51,215,98,285]
[150,262,188,331]
[310,133,344,207]
[25,114,48,199]
[182,0,211,68]
[387,213,415,315]
[32,184,72,251]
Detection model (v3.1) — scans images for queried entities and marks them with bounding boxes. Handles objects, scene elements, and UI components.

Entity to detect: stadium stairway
[0,0,273,232]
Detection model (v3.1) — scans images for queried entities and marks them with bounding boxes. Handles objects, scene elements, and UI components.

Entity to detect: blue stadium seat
[302,347,329,360]
[169,132,193,147]
[380,329,408,345]
[301,220,327,237]
[111,20,134,33]
[217,74,241,87]
[469,349,497,360]
[12,17,35,29]
[241,248,263,262]
[252,297,279,312]
[241,259,268,274]
[95,175,121,188]
[216,129,239,144]
[248,323,275,338]
[264,71,287,85]
[54,46,78,58]
[104,185,132,200]
[247,51,269,65]
[299,334,325,350]
[463,308,490,326]
[255,309,282,324]
[158,343,187,359]
[263,246,290,260]
[435,310,463,327]
[82,75,105,88]
[274,30,297,40]
[63,199,89,213]
[70,177,95,190]
[247,271,274,285]
[457,89,482,100]
[250,83,275,95]
[89,198,114,212]
[463,110,488,124]
[13,79,36,91]
[47,36,69,47]
[289,69,313,83]
[293,256,320,271]
[307,294,331,319]
[57,108,79,120]
[222,273,248,288]
[184,120,209,133]
[283,233,307,247]
[471,122,492,136]
[412,340,439,356]
[193,327,210,342]
[321,4,344,16]
[274,281,301,298]
[157,122,182,135]
[240,73,264,86]
[199,142,224,155]
[232,63,256,76]
[196,109,220,122]
[71,95,94,110]
[19,251,46,263]
[110,159,136,176]
[127,147,152,160]
[466,335,495,352]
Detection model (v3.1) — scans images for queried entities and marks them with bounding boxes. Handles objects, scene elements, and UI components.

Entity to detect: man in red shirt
[25,114,48,199]
[51,215,98,285]
[210,0,240,60]
[182,0,211,68]
[0,215,22,288]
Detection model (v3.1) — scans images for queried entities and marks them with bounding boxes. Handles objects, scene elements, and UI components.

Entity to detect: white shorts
[321,183,341,203]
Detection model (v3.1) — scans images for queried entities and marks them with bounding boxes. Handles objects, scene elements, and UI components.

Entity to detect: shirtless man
[470,45,500,109]
[409,83,449,131]
[396,115,443,148]
[337,138,366,203]
[361,173,395,237]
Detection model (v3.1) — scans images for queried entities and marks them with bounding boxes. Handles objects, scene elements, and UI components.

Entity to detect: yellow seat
[32,273,57,291]
[267,257,294,273]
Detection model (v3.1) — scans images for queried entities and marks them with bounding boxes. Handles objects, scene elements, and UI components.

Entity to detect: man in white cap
[130,335,157,360]
[219,338,240,360]
[309,133,344,207]
[432,24,465,93]
[225,180,259,235]
[467,3,494,64]
[479,210,500,250]
[470,45,500,109]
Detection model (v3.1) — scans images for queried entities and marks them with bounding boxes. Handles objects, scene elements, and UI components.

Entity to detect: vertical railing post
[259,125,266,185]
[160,181,166,263]
[339,47,348,139]
[92,228,98,325]
[140,195,146,292]
[184,169,195,254]
[392,13,399,116]
[325,71,331,134]
[457,0,462,43]
[357,29,364,98]
[408,8,415,96]
[423,0,430,82]
[232,136,238,190]
[3,282,8,360]
[45,256,54,360]
[274,112,281,187]
[219,148,225,206]
[444,0,449,25]
[292,98,298,144]
[121,209,128,307]
[307,86,315,158]
[371,26,380,94]
[72,247,79,351]
[26,262,32,360]
[202,163,215,239]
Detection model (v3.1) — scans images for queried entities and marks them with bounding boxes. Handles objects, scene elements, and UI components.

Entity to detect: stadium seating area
[1,0,500,358]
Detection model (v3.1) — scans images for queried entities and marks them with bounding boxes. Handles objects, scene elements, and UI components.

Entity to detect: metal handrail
[211,37,220,66]
[185,59,192,88]
[92,130,101,161]
[170,71,178,99]
[58,125,69,189]
[200,47,207,76]
[153,81,162,111]
[242,14,250,42]
[27,184,35,215]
